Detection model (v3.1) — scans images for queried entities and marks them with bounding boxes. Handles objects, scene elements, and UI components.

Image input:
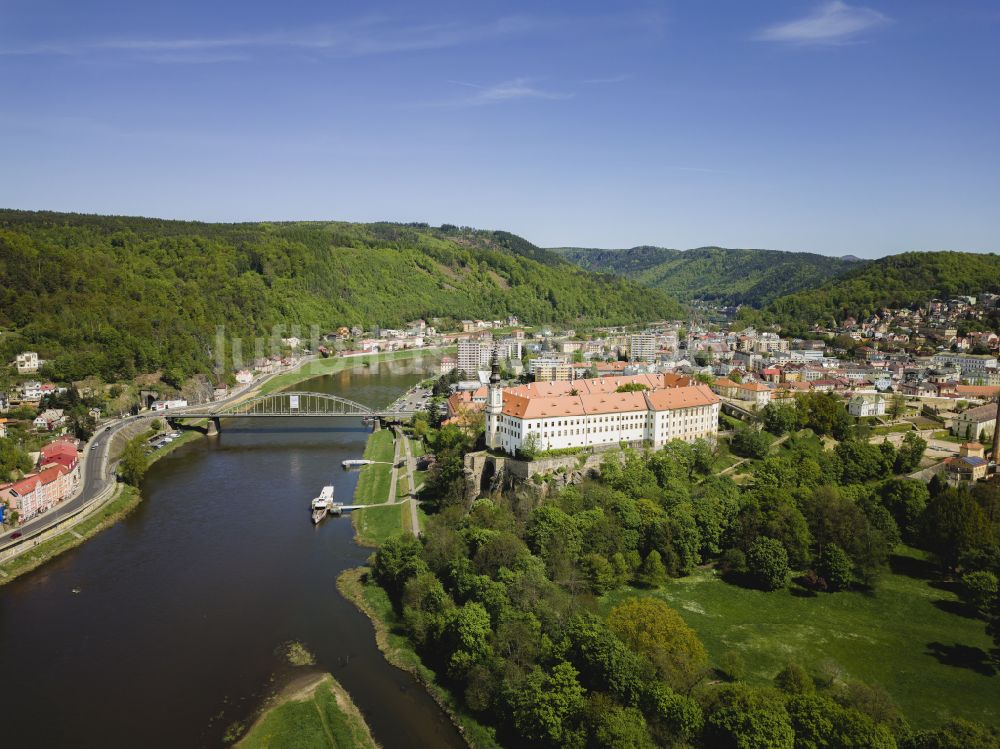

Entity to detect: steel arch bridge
[182,391,381,418]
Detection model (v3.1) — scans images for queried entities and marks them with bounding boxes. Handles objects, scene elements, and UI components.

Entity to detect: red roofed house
[0,464,74,522]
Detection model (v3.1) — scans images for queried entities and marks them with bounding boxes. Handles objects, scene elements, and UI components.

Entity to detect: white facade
[150,399,189,412]
[486,377,720,456]
[16,351,39,374]
[848,394,885,418]
[629,334,657,362]
[457,340,490,375]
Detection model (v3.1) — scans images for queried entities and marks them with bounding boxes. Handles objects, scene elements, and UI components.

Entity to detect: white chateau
[485,366,720,455]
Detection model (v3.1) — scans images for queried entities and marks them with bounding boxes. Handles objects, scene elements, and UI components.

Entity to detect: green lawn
[235,674,376,749]
[352,430,396,505]
[601,547,1000,730]
[354,504,405,545]
[872,423,916,436]
[365,429,396,464]
[932,430,963,444]
[396,475,411,499]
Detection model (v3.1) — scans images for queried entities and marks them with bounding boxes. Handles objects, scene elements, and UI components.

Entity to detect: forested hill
[745,250,1000,332]
[0,210,682,383]
[553,245,862,306]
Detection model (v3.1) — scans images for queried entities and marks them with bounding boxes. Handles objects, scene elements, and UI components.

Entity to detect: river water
[0,357,466,749]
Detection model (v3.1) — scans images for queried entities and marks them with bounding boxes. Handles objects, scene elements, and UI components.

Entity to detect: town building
[629,334,657,362]
[848,394,886,418]
[457,339,491,376]
[16,351,39,373]
[952,403,998,441]
[931,353,998,378]
[944,442,989,484]
[33,409,66,431]
[439,356,457,376]
[485,372,720,455]
[529,357,573,382]
[0,446,80,522]
[149,399,189,412]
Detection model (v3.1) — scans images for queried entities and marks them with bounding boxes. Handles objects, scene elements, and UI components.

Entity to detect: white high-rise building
[629,334,657,362]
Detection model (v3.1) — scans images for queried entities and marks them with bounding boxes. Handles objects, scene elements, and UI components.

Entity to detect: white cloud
[0,11,660,63]
[448,78,573,106]
[756,1,890,45]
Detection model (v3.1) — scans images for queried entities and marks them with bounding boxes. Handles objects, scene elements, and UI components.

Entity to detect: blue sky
[1,1,998,257]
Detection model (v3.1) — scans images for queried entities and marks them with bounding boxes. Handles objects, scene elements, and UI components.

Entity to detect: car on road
[105,426,112,431]
[10,532,22,540]
[90,444,98,450]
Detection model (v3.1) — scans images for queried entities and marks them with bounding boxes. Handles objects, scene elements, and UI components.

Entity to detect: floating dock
[341,459,372,469]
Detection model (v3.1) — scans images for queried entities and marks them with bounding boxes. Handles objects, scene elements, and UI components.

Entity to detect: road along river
[0,357,465,749]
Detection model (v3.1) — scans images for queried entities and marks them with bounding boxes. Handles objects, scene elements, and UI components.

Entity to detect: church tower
[485,352,503,449]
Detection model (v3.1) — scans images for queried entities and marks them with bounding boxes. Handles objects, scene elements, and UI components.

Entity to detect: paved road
[402,435,421,537]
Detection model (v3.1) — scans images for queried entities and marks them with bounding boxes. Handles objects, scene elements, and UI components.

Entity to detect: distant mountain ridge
[746,250,1000,332]
[552,245,863,306]
[0,210,683,383]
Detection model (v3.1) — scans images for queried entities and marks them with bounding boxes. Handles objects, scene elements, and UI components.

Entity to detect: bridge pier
[206,417,220,436]
[372,416,382,432]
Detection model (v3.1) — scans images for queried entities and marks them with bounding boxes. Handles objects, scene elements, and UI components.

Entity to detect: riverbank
[352,429,404,546]
[337,568,500,749]
[0,484,141,585]
[259,347,453,395]
[234,671,379,749]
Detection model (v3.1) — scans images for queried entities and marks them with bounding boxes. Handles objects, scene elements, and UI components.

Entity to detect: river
[0,357,466,749]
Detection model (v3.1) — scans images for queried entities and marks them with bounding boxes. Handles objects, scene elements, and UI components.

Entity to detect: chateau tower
[485,352,503,449]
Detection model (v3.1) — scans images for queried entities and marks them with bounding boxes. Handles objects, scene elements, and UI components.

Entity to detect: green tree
[904,718,1000,749]
[642,683,703,746]
[960,570,998,617]
[637,550,667,588]
[817,543,854,591]
[879,479,929,541]
[118,435,149,487]
[731,428,770,459]
[586,696,654,749]
[774,662,814,696]
[507,661,586,747]
[746,537,789,591]
[921,488,995,569]
[703,684,794,749]
[608,597,708,692]
[762,403,799,436]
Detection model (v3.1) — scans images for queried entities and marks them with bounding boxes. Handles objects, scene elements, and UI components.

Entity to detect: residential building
[16,351,39,373]
[931,353,998,377]
[235,370,253,385]
[33,409,65,431]
[439,356,457,376]
[0,418,7,438]
[952,403,998,441]
[629,334,657,362]
[485,373,720,455]
[0,463,76,522]
[848,394,885,418]
[530,357,573,382]
[457,339,492,375]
